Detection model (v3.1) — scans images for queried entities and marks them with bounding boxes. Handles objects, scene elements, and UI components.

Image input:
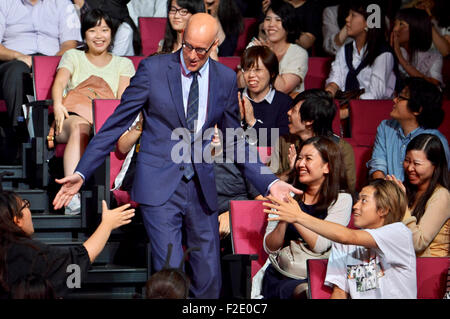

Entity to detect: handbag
[47,75,115,149]
[269,240,331,280]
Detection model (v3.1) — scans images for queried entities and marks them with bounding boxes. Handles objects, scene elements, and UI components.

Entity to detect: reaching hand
[101,200,135,230]
[269,180,302,203]
[288,144,297,171]
[385,175,406,194]
[263,194,303,224]
[218,211,230,239]
[53,174,84,210]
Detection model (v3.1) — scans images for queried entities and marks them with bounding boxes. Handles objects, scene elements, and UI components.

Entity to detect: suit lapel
[167,53,188,128]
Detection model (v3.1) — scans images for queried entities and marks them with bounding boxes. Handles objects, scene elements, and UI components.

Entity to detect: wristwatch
[135,124,143,131]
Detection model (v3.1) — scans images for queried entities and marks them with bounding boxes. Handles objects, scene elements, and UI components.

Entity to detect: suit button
[180,166,184,171]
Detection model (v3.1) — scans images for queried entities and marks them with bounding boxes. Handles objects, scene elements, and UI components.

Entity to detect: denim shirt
[367,119,450,181]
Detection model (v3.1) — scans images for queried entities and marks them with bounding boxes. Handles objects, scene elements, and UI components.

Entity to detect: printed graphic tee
[324,222,417,298]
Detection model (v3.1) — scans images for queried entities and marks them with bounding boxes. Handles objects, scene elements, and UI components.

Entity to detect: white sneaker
[65,193,81,215]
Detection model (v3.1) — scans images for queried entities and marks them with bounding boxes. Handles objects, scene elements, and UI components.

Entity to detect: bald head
[185,13,219,43]
[182,13,219,71]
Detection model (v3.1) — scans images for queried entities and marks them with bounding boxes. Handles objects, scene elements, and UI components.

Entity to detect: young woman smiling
[388,134,450,257]
[51,9,135,215]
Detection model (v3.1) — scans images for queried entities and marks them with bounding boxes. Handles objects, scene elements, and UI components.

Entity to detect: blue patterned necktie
[183,71,199,180]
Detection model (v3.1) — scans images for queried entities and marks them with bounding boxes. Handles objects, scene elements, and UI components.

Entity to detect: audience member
[73,0,142,56]
[268,89,356,191]
[265,179,417,299]
[204,0,244,57]
[287,0,323,53]
[391,8,443,88]
[322,1,352,56]
[238,46,292,147]
[325,0,396,119]
[388,134,449,257]
[241,1,308,95]
[51,9,135,215]
[0,0,81,164]
[261,136,352,299]
[368,77,450,181]
[158,0,206,54]
[406,0,450,57]
[0,191,134,299]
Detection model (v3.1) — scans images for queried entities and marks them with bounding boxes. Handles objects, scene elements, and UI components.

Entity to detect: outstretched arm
[83,201,135,262]
[263,195,378,249]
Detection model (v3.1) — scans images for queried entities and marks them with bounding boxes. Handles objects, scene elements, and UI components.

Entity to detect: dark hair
[266,1,300,44]
[404,77,444,128]
[9,274,55,299]
[292,89,337,137]
[293,136,348,211]
[404,134,449,223]
[80,9,116,52]
[348,0,389,66]
[0,192,31,294]
[337,1,352,29]
[241,46,279,85]
[216,0,244,37]
[161,0,205,53]
[145,268,189,299]
[395,8,432,60]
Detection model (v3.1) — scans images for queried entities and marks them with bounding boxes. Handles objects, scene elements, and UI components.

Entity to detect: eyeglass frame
[182,39,216,57]
[168,6,190,16]
[394,93,410,101]
[20,199,30,212]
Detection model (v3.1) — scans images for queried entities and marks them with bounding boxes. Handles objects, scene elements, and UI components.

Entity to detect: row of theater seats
[228,200,449,299]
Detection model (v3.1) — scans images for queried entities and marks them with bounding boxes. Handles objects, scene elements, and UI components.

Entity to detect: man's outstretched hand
[53,173,84,210]
[269,180,302,202]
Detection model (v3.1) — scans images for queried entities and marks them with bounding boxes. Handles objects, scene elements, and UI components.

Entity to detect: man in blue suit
[53,13,300,298]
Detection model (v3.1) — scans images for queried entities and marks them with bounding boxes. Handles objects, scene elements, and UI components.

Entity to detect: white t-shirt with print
[324,222,417,299]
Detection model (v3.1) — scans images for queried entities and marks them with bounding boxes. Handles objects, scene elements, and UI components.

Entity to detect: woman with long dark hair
[391,7,443,87]
[158,0,205,54]
[325,0,396,119]
[388,133,450,257]
[0,191,134,298]
[260,136,352,299]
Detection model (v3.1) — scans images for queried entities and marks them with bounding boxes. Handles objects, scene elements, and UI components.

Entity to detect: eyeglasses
[21,199,30,211]
[168,7,189,16]
[394,93,410,101]
[182,40,215,57]
[242,68,265,75]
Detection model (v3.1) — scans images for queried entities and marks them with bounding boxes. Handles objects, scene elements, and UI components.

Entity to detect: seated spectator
[367,77,450,181]
[325,0,396,119]
[0,0,80,164]
[239,1,308,96]
[0,191,134,299]
[204,0,244,57]
[158,0,206,54]
[405,0,450,57]
[268,89,356,192]
[322,1,352,56]
[51,9,135,215]
[286,0,323,53]
[238,46,292,147]
[260,136,352,299]
[388,134,449,257]
[265,178,416,299]
[73,0,142,56]
[391,8,443,88]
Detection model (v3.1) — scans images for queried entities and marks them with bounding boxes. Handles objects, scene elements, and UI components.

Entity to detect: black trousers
[0,59,33,128]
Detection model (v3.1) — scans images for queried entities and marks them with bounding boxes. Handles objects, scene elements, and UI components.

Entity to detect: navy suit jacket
[76,51,276,211]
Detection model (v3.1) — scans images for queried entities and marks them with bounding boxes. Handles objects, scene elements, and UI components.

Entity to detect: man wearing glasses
[367,77,450,182]
[53,13,299,298]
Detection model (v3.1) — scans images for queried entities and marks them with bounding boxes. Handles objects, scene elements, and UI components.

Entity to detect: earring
[364,26,369,32]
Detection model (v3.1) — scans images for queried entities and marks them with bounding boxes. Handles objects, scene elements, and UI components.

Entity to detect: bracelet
[135,124,143,131]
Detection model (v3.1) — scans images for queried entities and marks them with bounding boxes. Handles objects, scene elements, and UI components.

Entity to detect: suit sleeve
[75,60,151,181]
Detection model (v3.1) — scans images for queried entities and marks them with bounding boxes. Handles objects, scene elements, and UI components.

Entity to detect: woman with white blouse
[325,0,396,119]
